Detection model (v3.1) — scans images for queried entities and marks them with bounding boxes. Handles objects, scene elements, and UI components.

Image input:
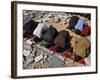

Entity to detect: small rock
[43,55,48,60]
[84,56,91,66]
[23,43,32,50]
[24,57,34,66]
[32,47,36,54]
[38,15,43,18]
[57,14,63,18]
[24,13,29,16]
[54,53,65,61]
[55,17,61,23]
[28,52,35,58]
[26,39,33,45]
[40,60,44,65]
[27,57,34,63]
[48,13,54,18]
[42,18,49,22]
[34,54,43,63]
[35,19,43,23]
[65,58,73,64]
[23,49,30,57]
[41,11,46,14]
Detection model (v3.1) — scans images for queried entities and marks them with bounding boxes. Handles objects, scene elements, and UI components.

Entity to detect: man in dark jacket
[67,16,79,29]
[41,26,58,48]
[54,30,71,52]
[23,20,39,38]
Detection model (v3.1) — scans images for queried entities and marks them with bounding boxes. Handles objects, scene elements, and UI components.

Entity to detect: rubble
[34,54,44,63]
[23,49,30,57]
[54,53,65,61]
[43,55,48,60]
[48,13,54,18]
[23,41,32,50]
[26,39,33,45]
[55,17,61,23]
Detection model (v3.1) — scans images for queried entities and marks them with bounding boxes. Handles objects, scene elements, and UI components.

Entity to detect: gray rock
[35,19,43,23]
[55,17,61,23]
[48,13,54,18]
[24,13,29,16]
[23,49,30,57]
[26,57,34,64]
[26,39,33,45]
[42,18,49,22]
[23,41,32,50]
[34,54,43,63]
[23,57,34,68]
[43,55,48,60]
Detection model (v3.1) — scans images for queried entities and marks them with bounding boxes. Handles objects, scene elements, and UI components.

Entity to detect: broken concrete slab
[26,39,33,45]
[23,49,30,57]
[34,54,44,63]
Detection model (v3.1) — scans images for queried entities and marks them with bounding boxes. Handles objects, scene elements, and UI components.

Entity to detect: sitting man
[41,25,58,48]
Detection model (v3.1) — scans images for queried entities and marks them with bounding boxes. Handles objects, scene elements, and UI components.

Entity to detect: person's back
[23,20,39,38]
[42,26,58,48]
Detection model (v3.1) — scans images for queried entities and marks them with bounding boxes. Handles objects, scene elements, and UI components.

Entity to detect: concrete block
[26,39,33,45]
[34,54,43,63]
[23,49,30,57]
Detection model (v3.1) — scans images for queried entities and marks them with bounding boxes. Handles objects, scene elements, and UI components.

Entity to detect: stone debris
[23,42,32,50]
[35,44,54,55]
[23,57,34,68]
[26,39,33,45]
[47,55,66,68]
[84,55,91,66]
[48,13,54,18]
[54,53,65,61]
[34,54,44,63]
[35,19,43,23]
[42,18,50,23]
[43,55,48,60]
[23,49,30,57]
[65,58,73,64]
[55,17,61,23]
